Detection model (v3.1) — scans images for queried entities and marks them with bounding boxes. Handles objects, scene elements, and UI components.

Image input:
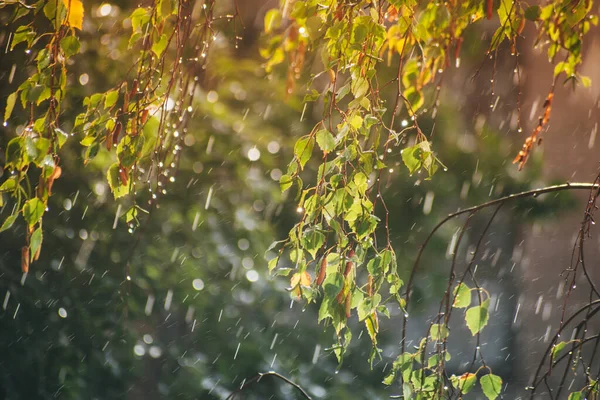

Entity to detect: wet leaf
[524,5,541,21]
[22,198,44,227]
[264,9,281,33]
[480,374,502,400]
[107,163,130,199]
[4,92,17,121]
[60,35,80,57]
[0,214,18,233]
[451,373,477,394]
[453,283,471,308]
[316,129,335,153]
[465,299,490,335]
[30,227,43,262]
[294,136,314,169]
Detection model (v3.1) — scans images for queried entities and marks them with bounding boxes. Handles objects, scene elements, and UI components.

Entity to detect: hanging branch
[225,371,312,400]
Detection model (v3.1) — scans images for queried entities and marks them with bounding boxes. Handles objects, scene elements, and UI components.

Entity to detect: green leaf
[54,128,69,148]
[60,35,80,58]
[0,214,18,233]
[107,163,130,199]
[301,229,325,259]
[357,294,381,321]
[264,9,282,33]
[104,90,119,109]
[294,136,314,169]
[366,250,393,278]
[524,5,541,21]
[30,227,42,262]
[323,272,343,298]
[353,172,368,195]
[453,283,471,308]
[0,177,17,192]
[580,76,592,88]
[351,77,369,98]
[401,143,421,175]
[451,373,477,394]
[22,198,44,227]
[124,206,138,223]
[404,87,424,113]
[157,0,175,17]
[37,48,51,72]
[27,85,45,104]
[5,137,24,169]
[130,7,150,32]
[554,61,566,78]
[268,256,279,272]
[117,135,144,168]
[151,33,169,57]
[315,129,335,153]
[551,341,567,359]
[465,299,490,335]
[349,115,363,130]
[480,374,502,400]
[568,392,583,400]
[280,174,293,192]
[4,92,17,121]
[402,382,412,399]
[11,25,36,50]
[430,323,449,340]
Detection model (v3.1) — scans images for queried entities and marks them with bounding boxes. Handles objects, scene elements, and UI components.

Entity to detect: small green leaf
[22,198,44,227]
[294,136,314,169]
[524,5,541,21]
[54,128,69,148]
[30,227,43,262]
[580,76,592,88]
[27,85,45,104]
[151,33,169,57]
[451,373,477,394]
[430,323,449,340]
[465,299,490,335]
[124,206,138,223]
[104,90,119,109]
[315,129,335,153]
[0,214,18,233]
[268,256,279,272]
[117,135,144,168]
[480,374,502,400]
[349,115,363,130]
[107,163,130,199]
[568,392,583,400]
[554,61,566,77]
[323,272,343,298]
[404,87,424,113]
[4,92,17,121]
[357,294,381,321]
[301,229,325,259]
[60,35,81,57]
[264,9,282,33]
[402,383,412,399]
[453,283,471,308]
[351,77,369,98]
[551,341,567,359]
[5,137,24,169]
[0,177,17,192]
[279,174,293,192]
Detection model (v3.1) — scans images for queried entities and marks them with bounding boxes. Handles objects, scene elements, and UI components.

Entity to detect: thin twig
[226,371,312,400]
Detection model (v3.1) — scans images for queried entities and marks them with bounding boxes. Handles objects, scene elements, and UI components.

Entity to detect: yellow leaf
[61,0,84,30]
